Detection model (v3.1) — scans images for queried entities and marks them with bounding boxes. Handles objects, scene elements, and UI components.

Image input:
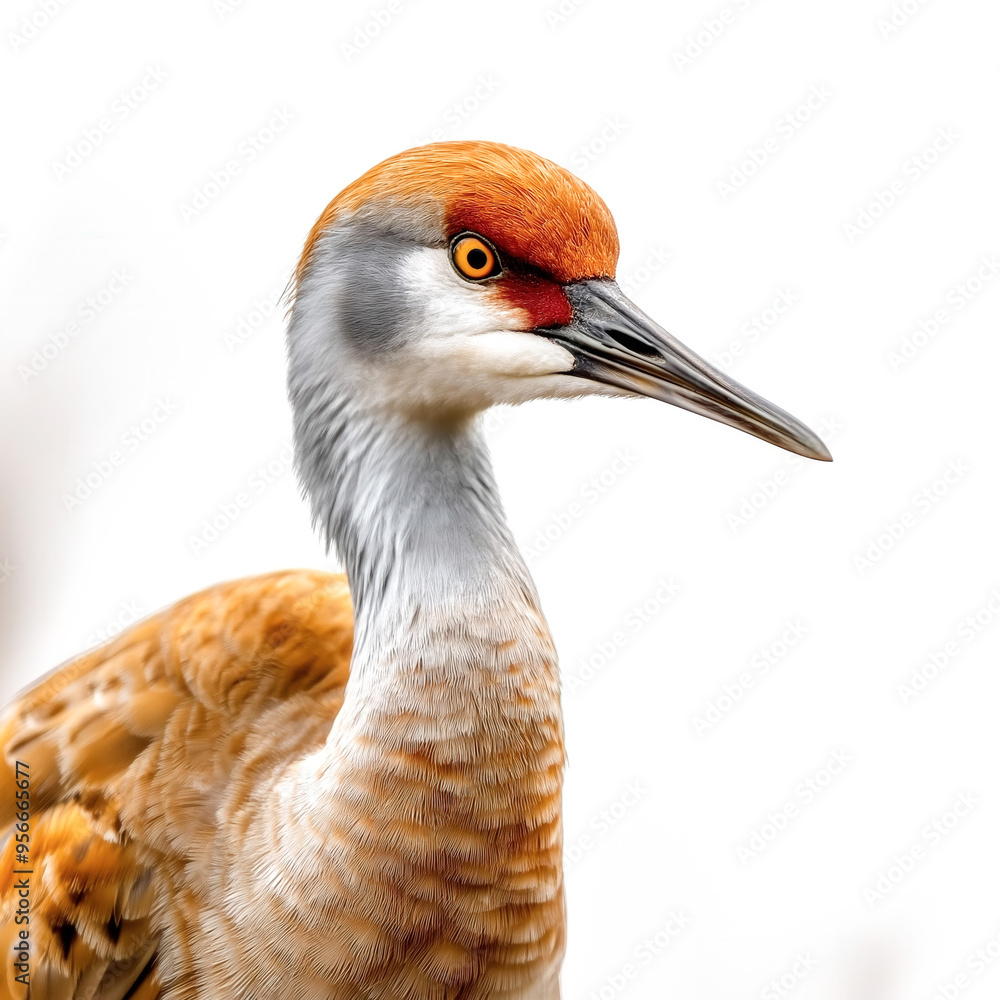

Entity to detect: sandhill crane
[0,141,830,1000]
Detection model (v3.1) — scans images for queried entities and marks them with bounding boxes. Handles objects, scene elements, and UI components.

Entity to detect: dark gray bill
[542,279,832,462]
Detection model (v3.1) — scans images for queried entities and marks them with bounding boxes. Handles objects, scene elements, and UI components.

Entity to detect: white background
[2,1,1000,997]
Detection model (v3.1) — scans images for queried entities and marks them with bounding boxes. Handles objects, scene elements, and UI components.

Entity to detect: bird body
[1,141,829,999]
[2,564,562,1000]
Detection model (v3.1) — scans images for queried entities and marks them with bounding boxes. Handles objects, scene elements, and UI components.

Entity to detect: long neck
[290,385,565,855]
[298,389,542,648]
[269,384,567,995]
[290,384,561,718]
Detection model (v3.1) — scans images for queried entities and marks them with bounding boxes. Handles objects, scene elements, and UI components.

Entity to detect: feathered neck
[288,364,548,667]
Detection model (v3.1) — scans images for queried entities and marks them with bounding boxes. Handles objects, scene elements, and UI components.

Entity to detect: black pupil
[466,247,488,271]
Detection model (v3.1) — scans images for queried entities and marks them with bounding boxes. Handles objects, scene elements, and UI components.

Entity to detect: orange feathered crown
[295,140,620,288]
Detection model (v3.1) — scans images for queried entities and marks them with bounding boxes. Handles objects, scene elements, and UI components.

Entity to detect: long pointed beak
[542,279,832,462]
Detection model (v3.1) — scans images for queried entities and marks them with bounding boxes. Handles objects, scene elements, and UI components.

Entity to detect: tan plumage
[1,565,565,999]
[2,570,355,998]
[2,140,829,1000]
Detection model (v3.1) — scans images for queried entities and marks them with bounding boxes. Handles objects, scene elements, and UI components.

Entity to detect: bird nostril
[606,329,661,359]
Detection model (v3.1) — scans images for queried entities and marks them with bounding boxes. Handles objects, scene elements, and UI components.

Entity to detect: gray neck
[289,382,541,669]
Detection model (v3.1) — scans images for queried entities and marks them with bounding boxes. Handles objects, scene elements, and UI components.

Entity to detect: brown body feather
[1,571,352,998]
[0,570,565,999]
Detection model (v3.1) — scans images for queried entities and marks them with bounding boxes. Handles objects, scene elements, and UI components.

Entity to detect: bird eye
[451,233,500,281]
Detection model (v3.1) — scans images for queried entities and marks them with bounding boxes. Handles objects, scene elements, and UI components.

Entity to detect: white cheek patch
[419,331,575,378]
[400,246,527,337]
[384,331,575,415]
[373,245,607,413]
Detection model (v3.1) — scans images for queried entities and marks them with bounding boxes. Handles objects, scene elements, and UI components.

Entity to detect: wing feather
[0,569,354,999]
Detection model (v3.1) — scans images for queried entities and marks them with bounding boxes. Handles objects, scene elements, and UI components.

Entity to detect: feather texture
[0,565,565,999]
[294,141,619,296]
[1,570,353,999]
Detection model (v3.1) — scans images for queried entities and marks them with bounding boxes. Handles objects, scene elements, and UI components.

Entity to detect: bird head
[288,140,830,462]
